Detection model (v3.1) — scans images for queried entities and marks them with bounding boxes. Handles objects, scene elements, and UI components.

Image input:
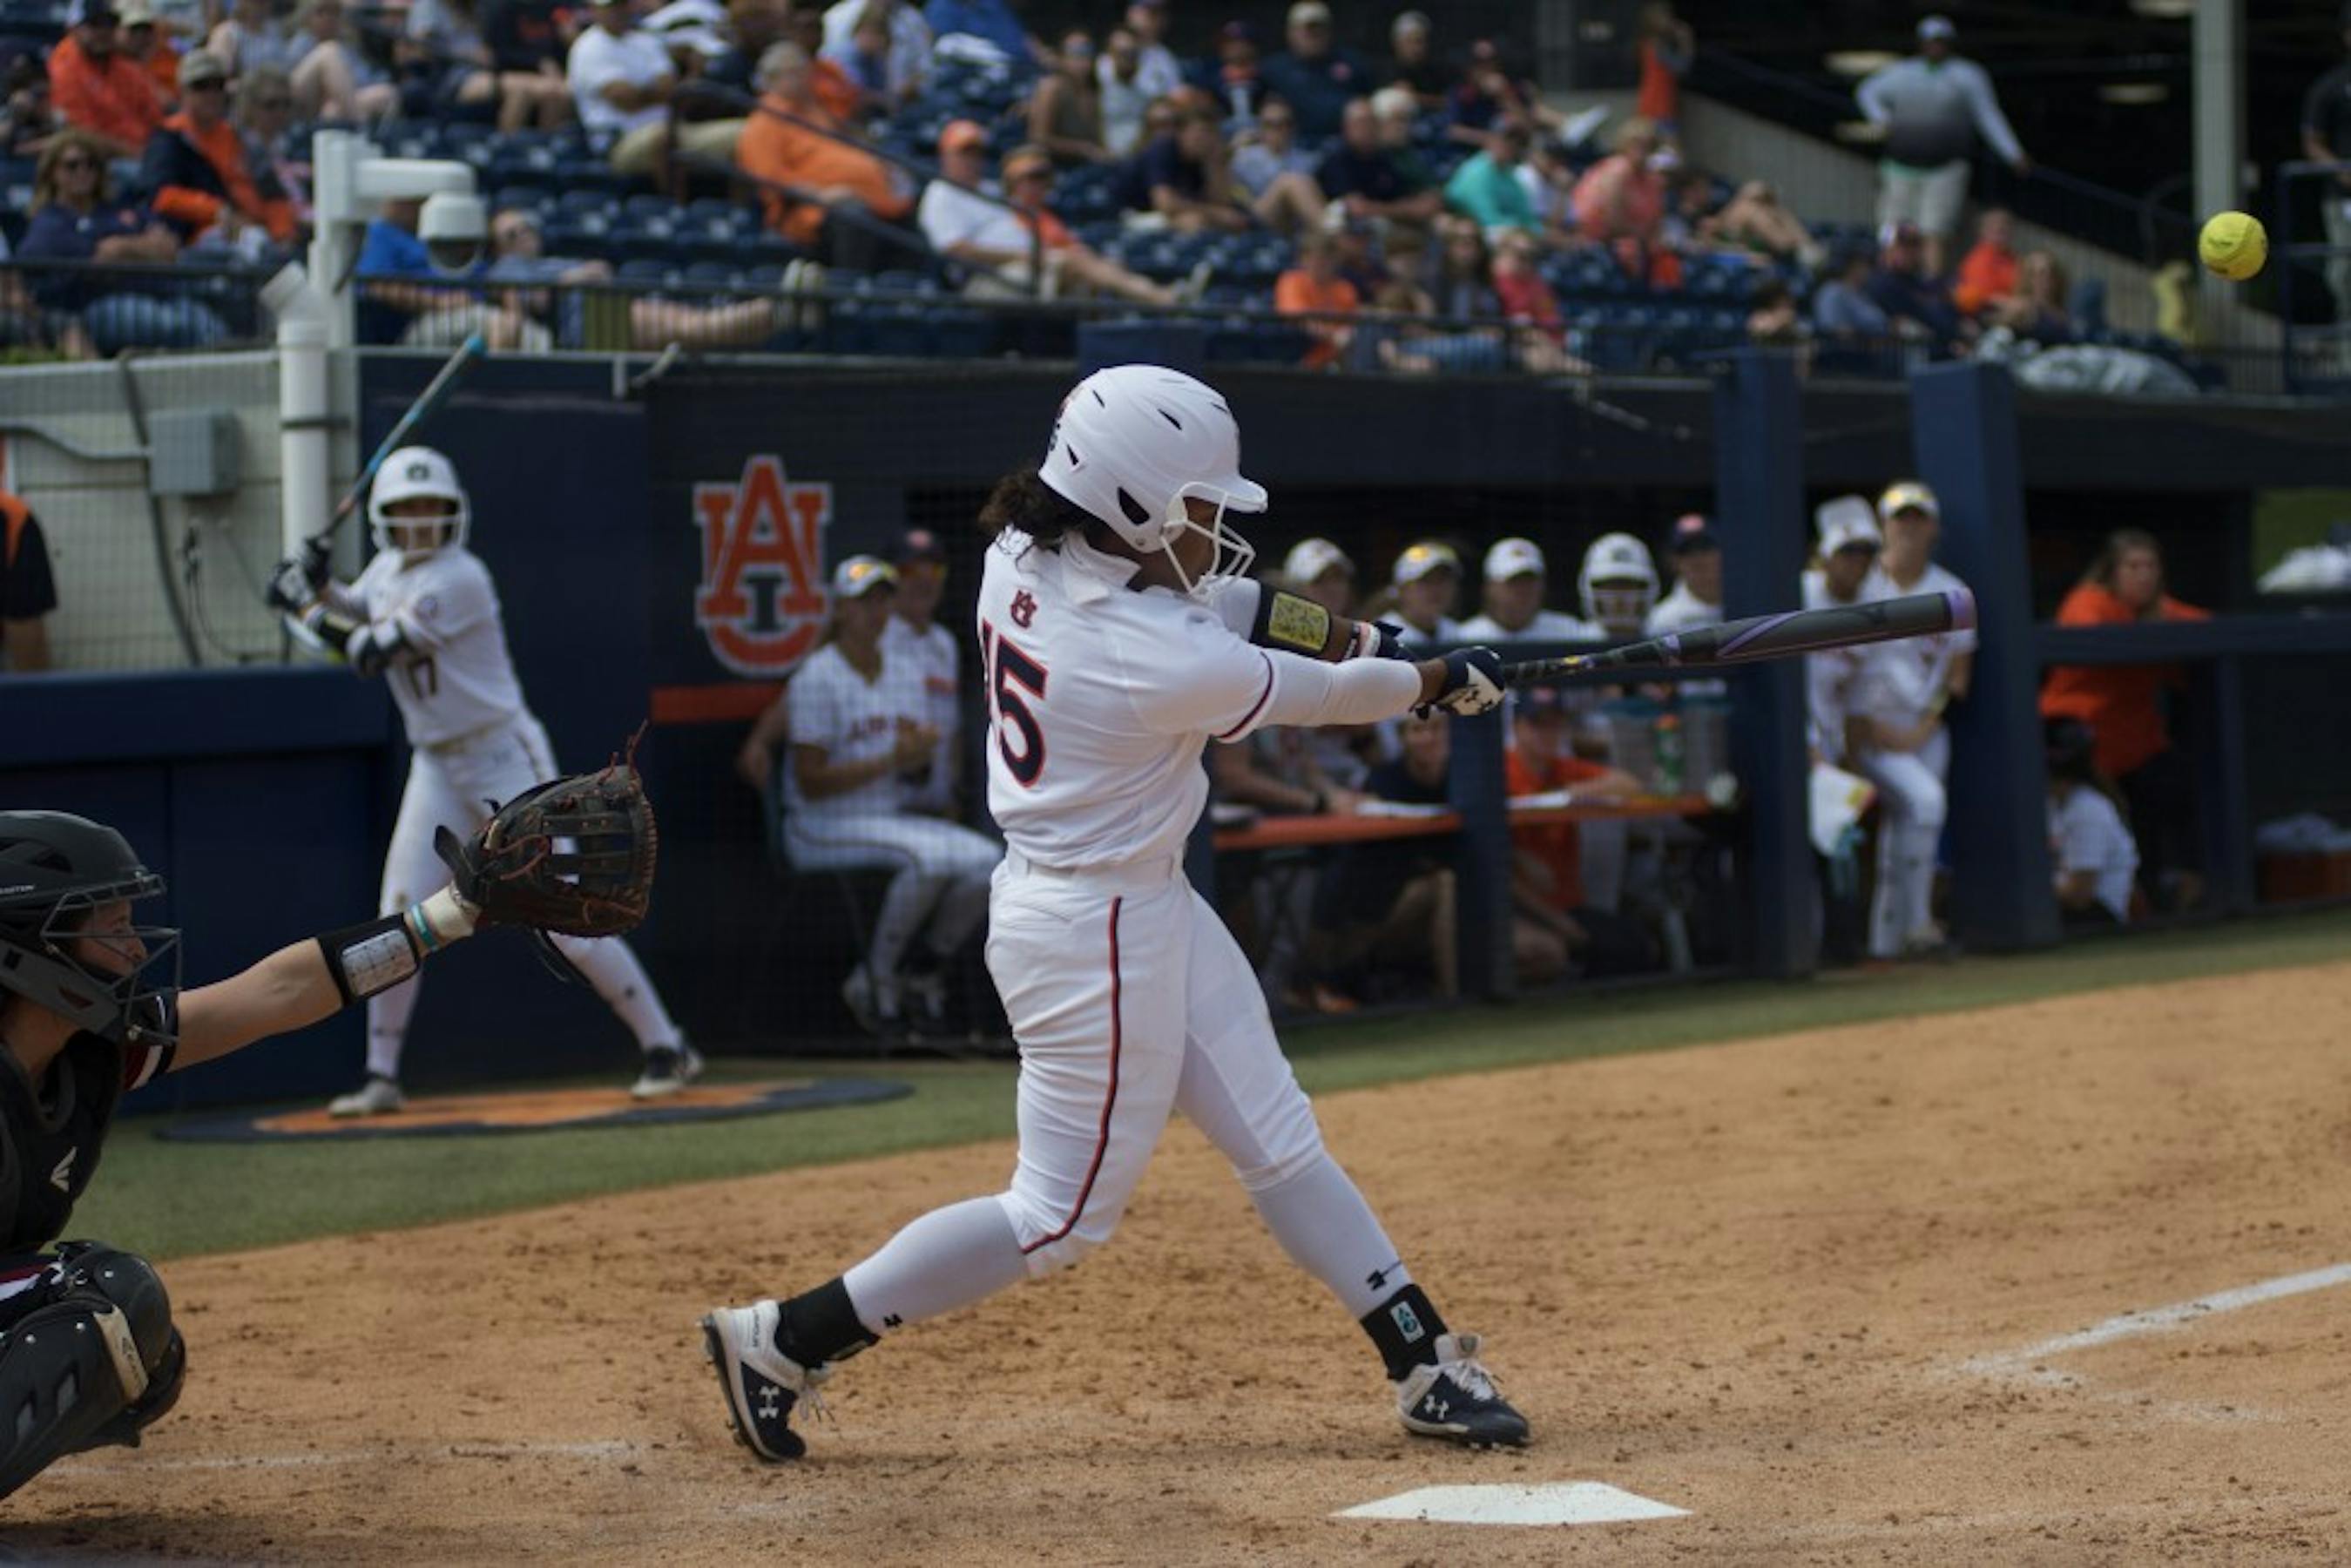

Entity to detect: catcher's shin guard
[0,1243,184,1500]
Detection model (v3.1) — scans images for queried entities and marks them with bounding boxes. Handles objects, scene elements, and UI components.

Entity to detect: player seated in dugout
[738,557,999,1042]
[2046,716,2138,929]
[0,808,512,1502]
[1505,685,1659,980]
[1307,710,1460,1003]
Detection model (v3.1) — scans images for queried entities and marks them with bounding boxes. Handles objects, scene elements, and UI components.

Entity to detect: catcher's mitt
[434,760,656,938]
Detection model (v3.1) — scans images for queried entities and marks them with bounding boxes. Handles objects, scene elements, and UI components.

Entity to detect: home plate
[1336,1483,1689,1527]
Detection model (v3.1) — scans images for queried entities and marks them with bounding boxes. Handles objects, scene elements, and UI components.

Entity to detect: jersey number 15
[979,620,1048,788]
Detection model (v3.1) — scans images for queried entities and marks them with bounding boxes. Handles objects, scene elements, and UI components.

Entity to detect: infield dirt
[17,961,2351,1564]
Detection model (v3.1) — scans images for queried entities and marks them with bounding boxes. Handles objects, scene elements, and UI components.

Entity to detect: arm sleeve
[1960,62,2024,164]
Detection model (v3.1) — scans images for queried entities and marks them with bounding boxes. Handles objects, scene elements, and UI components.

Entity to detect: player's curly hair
[978,466,1094,551]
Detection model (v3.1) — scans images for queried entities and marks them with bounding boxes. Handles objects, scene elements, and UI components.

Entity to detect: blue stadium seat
[622,193,675,223]
[618,259,679,288]
[683,261,743,289]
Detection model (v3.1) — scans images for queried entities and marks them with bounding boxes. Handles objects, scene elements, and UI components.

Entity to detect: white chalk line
[1959,1261,2351,1381]
[54,1437,648,1476]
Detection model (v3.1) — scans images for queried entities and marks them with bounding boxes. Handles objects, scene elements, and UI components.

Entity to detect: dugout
[6,350,2351,1104]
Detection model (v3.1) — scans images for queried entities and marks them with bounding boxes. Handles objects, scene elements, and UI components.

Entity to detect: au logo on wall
[692,455,831,675]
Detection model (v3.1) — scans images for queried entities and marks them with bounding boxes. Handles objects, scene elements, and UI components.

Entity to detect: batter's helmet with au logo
[368,445,471,558]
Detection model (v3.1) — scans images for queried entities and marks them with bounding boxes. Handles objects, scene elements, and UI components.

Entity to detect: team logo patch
[1391,1301,1425,1343]
[692,455,833,676]
[1010,590,1037,629]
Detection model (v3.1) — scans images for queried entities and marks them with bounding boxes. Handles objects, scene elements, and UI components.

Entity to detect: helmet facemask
[1145,483,1259,600]
[2,873,182,1049]
[1588,581,1655,639]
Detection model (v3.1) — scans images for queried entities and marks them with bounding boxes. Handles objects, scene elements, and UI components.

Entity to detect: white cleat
[326,1076,405,1118]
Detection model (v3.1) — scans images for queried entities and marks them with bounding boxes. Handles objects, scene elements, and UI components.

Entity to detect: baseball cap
[1814,496,1883,555]
[1483,537,1546,582]
[118,0,156,24]
[1877,480,1939,522]
[831,556,899,598]
[1283,537,1353,585]
[67,0,119,24]
[1392,9,1429,37]
[1392,540,1461,585]
[1667,513,1719,553]
[177,49,227,85]
[1287,1,1331,27]
[938,118,989,155]
[1002,145,1054,180]
[1917,15,1956,42]
[892,527,946,565]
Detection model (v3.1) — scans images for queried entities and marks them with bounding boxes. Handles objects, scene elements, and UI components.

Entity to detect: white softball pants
[367,714,681,1081]
[1855,726,1949,958]
[836,854,1414,1338]
[781,811,998,980]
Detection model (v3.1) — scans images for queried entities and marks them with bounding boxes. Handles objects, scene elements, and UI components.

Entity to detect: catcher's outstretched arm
[173,888,480,1069]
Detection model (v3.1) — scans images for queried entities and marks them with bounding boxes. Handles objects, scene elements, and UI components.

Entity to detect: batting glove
[1431,647,1505,717]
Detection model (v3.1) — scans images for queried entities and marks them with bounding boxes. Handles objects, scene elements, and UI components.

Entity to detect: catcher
[0,770,654,1499]
[267,446,696,1113]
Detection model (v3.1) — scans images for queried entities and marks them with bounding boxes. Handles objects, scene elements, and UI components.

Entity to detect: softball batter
[270,446,696,1112]
[703,364,1528,1457]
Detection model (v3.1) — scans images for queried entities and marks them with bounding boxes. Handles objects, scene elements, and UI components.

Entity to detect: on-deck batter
[277,446,698,1114]
[701,364,1530,1459]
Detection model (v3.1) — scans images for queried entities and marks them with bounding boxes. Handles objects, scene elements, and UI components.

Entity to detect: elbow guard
[341,620,409,679]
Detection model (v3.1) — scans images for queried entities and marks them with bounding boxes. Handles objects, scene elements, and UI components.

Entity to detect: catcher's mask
[0,812,181,1049]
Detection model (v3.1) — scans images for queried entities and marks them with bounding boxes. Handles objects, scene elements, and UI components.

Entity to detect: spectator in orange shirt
[1633,2,1692,141]
[2040,527,2210,910]
[1274,232,1359,369]
[139,51,298,252]
[1952,206,2016,316]
[1504,684,1653,979]
[735,40,922,272]
[50,0,166,159]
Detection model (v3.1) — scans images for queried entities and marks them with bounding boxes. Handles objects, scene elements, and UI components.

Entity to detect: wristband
[317,915,423,1007]
[1249,586,1334,659]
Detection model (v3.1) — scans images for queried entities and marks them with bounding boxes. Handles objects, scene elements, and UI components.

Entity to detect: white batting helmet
[368,445,470,558]
[1579,531,1659,634]
[1037,364,1265,597]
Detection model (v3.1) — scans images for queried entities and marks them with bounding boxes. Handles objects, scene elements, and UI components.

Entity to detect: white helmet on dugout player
[368,445,471,559]
[1579,531,1659,636]
[1037,363,1266,598]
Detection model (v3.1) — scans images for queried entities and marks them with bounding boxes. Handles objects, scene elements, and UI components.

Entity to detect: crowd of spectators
[0,0,2219,383]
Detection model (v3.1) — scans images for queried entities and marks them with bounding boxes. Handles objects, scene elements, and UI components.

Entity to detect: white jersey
[2050,785,2138,922]
[1858,560,1977,725]
[1801,568,1870,761]
[783,641,931,821]
[1645,582,1723,636]
[1457,608,1603,643]
[883,613,962,808]
[348,545,524,746]
[976,530,1420,869]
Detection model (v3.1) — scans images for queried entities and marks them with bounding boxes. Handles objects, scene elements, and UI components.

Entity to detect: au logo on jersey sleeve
[692,456,833,675]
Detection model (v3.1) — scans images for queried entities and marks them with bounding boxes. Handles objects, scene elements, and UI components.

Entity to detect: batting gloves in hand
[1431,646,1505,717]
[264,556,316,613]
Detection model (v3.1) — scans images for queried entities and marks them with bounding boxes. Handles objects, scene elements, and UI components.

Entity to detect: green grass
[78,909,2351,1260]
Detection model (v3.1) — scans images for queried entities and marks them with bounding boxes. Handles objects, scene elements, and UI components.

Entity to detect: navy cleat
[1395,1333,1530,1449]
[702,1300,830,1462]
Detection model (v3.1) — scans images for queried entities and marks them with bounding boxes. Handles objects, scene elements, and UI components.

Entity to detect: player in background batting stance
[268,447,698,1113]
[703,364,1530,1457]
